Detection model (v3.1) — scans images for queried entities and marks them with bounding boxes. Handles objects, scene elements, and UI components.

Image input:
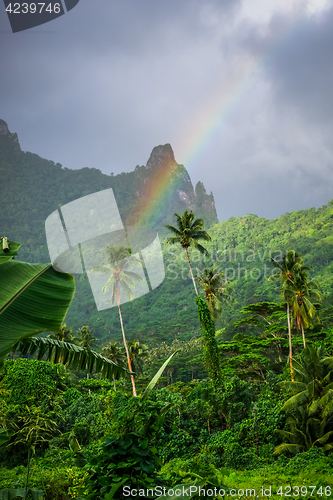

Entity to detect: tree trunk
[301,323,306,348]
[287,302,294,381]
[113,375,117,391]
[185,247,198,296]
[117,298,137,397]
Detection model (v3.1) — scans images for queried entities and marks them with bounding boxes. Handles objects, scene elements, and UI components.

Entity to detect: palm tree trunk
[301,323,306,348]
[287,302,294,381]
[185,247,198,296]
[112,375,117,391]
[117,300,137,397]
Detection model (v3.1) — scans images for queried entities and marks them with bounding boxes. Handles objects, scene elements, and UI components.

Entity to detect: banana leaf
[12,337,131,380]
[142,350,178,398]
[0,260,75,368]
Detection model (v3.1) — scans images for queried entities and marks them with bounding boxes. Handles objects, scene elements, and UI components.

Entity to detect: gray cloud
[1,0,333,222]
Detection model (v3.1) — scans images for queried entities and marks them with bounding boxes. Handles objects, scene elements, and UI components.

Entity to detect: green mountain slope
[1,119,332,347]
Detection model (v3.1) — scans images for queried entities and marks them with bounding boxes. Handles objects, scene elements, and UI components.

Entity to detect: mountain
[1,119,333,348]
[0,119,217,264]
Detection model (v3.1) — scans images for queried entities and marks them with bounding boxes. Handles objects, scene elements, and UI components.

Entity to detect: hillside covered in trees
[1,119,333,499]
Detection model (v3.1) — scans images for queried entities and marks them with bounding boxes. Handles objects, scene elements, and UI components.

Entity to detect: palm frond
[164,224,182,236]
[120,280,134,301]
[273,443,305,456]
[282,390,309,412]
[89,265,111,274]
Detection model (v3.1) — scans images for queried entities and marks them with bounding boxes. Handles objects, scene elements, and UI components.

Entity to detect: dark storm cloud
[1,0,333,223]
[0,0,241,174]
[242,5,333,125]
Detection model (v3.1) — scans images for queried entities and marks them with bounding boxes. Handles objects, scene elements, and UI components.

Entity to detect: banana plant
[0,257,75,368]
[0,239,129,380]
[11,337,130,380]
[141,350,179,398]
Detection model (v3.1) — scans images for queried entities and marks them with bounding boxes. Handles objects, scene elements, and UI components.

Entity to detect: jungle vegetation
[1,130,333,498]
[1,203,333,499]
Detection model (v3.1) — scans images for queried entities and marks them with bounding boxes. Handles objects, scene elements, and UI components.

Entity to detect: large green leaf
[0,239,21,265]
[142,350,178,398]
[0,261,75,367]
[12,337,131,380]
[104,478,127,500]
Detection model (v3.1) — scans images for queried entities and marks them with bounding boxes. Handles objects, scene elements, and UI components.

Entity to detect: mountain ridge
[0,119,217,264]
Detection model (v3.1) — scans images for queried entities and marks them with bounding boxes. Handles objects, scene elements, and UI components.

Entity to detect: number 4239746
[277,485,331,496]
[5,3,61,14]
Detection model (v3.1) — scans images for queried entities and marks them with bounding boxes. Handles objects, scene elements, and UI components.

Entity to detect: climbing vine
[196,296,221,380]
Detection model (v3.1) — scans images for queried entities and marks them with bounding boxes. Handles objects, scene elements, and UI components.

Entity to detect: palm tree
[196,266,235,320]
[90,246,143,397]
[101,341,126,390]
[269,250,306,380]
[127,340,148,374]
[274,345,333,455]
[165,210,211,295]
[288,270,322,348]
[47,323,75,363]
[47,323,74,343]
[74,325,97,349]
[74,325,98,385]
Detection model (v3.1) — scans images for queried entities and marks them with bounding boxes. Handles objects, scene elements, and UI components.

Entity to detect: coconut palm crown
[287,269,322,348]
[196,266,235,320]
[268,250,309,380]
[165,210,211,295]
[89,245,143,397]
[274,345,333,456]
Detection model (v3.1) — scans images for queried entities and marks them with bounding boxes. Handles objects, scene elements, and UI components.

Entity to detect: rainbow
[127,8,325,227]
[177,10,314,168]
[125,158,181,227]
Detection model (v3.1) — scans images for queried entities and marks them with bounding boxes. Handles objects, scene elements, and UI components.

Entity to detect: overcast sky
[1,0,333,222]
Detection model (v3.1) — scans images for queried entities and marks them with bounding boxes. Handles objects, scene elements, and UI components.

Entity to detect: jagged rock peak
[0,119,20,148]
[146,144,176,170]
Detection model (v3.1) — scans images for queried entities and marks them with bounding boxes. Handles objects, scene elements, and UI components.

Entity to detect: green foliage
[275,345,333,455]
[196,266,234,319]
[0,463,87,500]
[195,296,220,379]
[83,396,172,499]
[59,392,104,445]
[0,359,66,408]
[0,487,43,499]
